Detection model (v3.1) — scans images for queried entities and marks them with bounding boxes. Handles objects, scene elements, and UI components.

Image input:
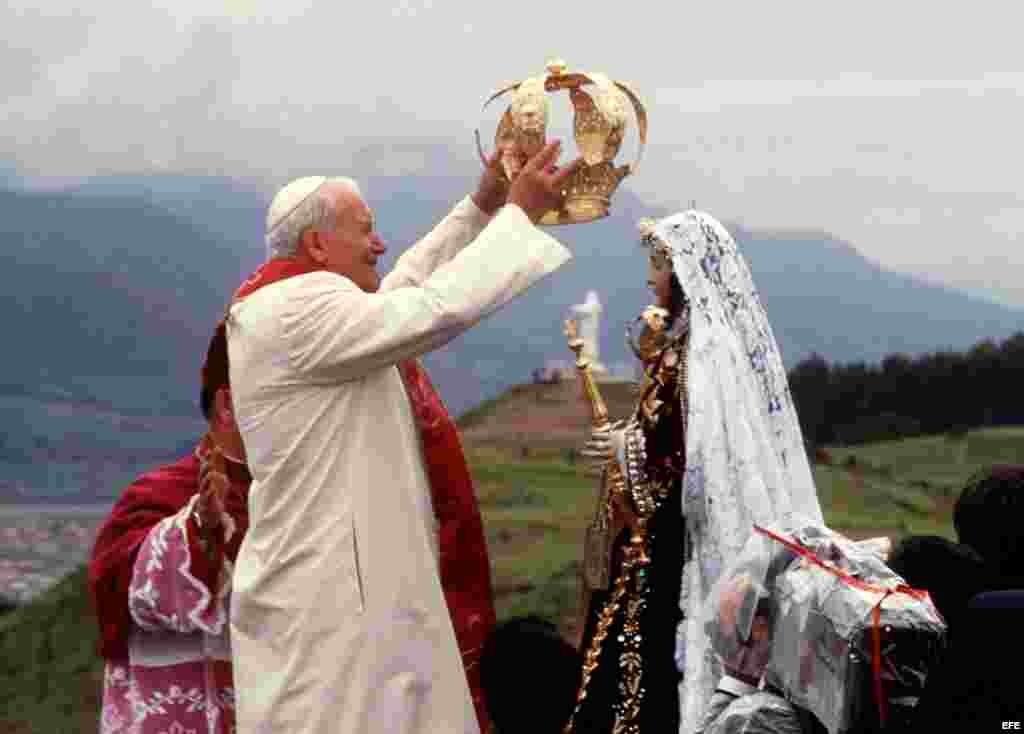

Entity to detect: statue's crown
[476,59,648,225]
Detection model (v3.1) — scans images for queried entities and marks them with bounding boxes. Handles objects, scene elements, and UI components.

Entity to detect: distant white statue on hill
[571,290,608,377]
[532,291,630,384]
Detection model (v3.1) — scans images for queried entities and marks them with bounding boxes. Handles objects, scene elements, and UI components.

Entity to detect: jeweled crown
[475,58,648,225]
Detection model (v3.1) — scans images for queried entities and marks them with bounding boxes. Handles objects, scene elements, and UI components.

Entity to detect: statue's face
[647,251,674,310]
[641,305,669,333]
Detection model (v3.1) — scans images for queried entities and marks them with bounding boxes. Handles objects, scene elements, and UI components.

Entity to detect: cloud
[864,207,924,228]
[2,0,1023,305]
[985,208,1024,240]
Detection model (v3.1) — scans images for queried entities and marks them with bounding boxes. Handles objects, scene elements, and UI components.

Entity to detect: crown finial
[547,58,567,76]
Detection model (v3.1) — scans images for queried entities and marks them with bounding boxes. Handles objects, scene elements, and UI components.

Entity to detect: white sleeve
[378,196,492,291]
[284,204,571,383]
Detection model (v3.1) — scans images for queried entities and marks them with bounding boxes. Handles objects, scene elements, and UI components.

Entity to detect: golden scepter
[563,318,613,434]
[564,319,628,595]
[565,320,652,575]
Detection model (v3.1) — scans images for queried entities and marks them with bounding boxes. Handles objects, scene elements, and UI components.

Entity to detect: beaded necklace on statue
[565,320,690,734]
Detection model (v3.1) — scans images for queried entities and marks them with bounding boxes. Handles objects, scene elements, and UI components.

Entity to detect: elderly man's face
[309,186,387,293]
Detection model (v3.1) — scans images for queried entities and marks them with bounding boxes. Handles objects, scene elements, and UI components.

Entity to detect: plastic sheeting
[702,520,947,734]
[705,692,808,734]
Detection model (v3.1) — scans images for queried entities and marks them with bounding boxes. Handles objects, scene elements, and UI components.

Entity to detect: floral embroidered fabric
[99,496,237,734]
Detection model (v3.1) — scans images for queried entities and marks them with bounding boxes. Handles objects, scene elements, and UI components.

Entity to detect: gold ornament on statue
[636,305,671,361]
[564,318,611,432]
[476,58,648,225]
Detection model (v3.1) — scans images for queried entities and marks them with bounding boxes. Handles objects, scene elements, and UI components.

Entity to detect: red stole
[233,259,497,730]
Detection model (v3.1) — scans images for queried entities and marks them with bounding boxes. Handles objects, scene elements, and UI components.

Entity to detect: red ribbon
[753,525,935,728]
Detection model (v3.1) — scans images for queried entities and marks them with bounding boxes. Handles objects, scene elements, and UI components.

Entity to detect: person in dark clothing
[905,466,1024,731]
[953,464,1024,582]
[886,534,989,640]
[911,590,1024,731]
[481,616,583,734]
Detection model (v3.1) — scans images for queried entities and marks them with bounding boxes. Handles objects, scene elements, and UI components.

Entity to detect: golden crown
[475,59,648,225]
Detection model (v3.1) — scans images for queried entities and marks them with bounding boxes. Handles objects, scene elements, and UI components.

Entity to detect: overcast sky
[4,1,1023,307]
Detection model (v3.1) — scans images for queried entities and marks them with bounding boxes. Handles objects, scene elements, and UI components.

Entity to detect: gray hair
[265,177,362,259]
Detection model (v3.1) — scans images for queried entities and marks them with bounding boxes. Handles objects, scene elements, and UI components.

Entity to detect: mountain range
[2,142,1022,500]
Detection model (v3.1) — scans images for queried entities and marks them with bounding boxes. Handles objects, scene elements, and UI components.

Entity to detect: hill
[0,186,225,503]
[356,157,1024,419]
[458,380,640,450]
[4,417,1023,730]
[10,151,1024,418]
[0,185,263,406]
[0,566,101,733]
[3,145,1024,501]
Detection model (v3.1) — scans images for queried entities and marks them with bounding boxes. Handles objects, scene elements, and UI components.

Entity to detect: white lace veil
[640,210,824,732]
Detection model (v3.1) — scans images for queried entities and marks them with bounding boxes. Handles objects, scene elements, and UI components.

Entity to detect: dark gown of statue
[568,335,689,734]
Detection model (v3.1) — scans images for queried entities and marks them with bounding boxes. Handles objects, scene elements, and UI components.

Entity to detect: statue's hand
[508,141,584,224]
[579,429,612,477]
[564,318,578,342]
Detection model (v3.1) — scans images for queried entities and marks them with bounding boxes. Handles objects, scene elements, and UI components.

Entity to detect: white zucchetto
[265,176,328,234]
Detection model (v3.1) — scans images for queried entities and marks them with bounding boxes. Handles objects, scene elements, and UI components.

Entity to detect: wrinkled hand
[471,148,510,216]
[508,140,584,224]
[194,468,226,537]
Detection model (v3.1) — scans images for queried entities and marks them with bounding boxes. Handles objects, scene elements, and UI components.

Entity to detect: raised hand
[472,148,510,216]
[194,454,228,547]
[194,480,225,535]
[508,140,584,224]
[579,427,613,477]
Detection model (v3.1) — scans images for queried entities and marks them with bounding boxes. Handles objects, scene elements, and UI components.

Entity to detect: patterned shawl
[88,439,251,661]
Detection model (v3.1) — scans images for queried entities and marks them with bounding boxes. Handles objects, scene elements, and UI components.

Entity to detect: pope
[226,141,581,734]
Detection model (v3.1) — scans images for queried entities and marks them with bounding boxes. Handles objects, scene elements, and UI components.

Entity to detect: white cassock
[226,197,571,734]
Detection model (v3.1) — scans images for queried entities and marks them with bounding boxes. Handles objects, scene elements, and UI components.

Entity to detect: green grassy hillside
[458,380,641,450]
[0,566,103,733]
[2,417,1021,731]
